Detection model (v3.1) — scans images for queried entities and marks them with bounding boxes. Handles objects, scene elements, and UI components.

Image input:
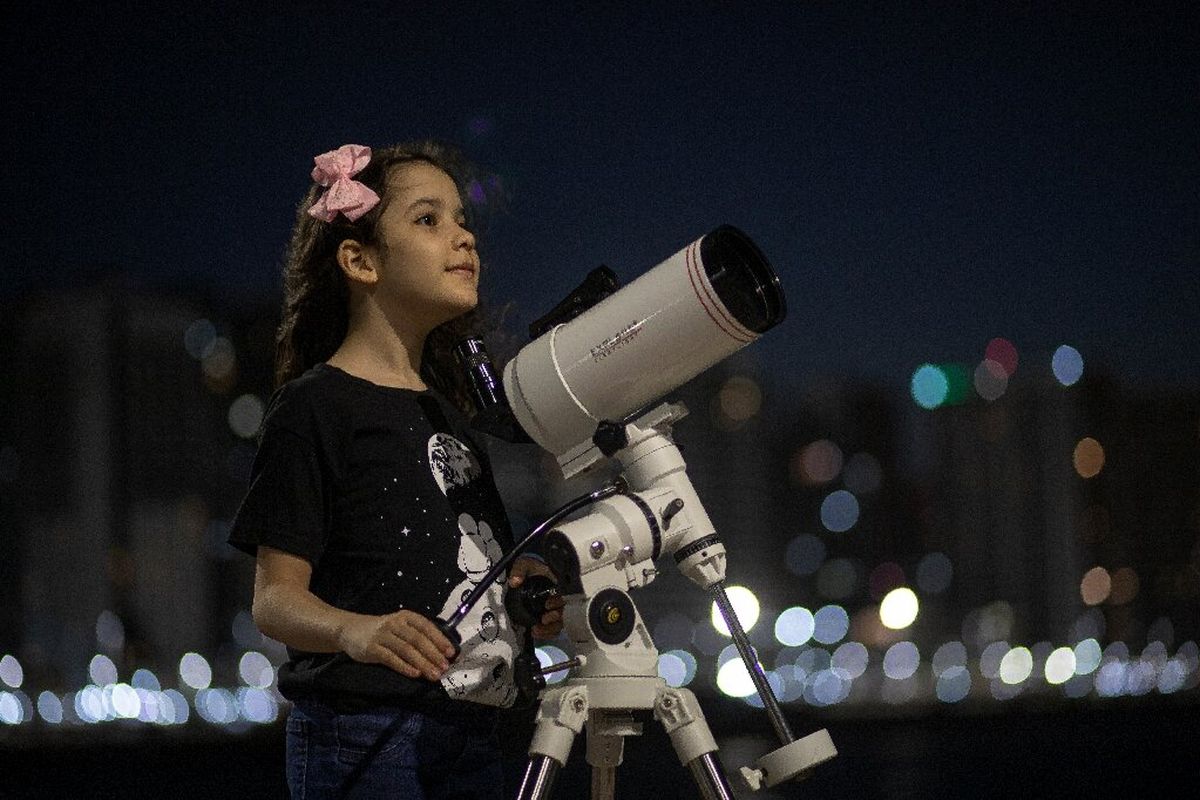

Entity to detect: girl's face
[368,161,480,330]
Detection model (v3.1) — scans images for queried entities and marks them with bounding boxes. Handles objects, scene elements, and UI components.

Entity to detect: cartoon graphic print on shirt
[429,432,483,496]
[427,433,520,707]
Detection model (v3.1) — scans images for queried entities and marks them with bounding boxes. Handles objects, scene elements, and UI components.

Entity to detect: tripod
[510,403,837,799]
[518,666,732,798]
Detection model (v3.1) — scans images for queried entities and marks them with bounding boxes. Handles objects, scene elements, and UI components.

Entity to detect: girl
[229,141,562,799]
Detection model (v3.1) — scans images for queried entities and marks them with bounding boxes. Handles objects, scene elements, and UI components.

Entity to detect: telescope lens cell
[700,226,786,333]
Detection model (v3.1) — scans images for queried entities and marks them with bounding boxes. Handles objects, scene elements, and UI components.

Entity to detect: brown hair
[274,140,489,412]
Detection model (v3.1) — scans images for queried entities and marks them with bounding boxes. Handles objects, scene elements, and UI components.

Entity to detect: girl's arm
[252,545,455,682]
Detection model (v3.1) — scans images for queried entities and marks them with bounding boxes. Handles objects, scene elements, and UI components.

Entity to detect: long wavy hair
[274,140,492,413]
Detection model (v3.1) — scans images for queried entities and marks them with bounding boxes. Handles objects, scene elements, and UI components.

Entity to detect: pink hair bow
[307,144,381,222]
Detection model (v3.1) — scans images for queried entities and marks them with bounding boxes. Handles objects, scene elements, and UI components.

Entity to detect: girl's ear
[336,239,379,287]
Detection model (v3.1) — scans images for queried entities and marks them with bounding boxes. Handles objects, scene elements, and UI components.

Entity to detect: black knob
[512,651,547,708]
[504,574,559,629]
[593,419,628,457]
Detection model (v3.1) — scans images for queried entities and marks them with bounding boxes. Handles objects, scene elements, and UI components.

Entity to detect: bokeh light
[974,359,1008,401]
[132,669,161,692]
[883,642,920,680]
[774,607,815,647]
[0,655,23,689]
[238,651,274,689]
[0,692,24,724]
[179,652,213,691]
[784,534,826,576]
[88,654,118,686]
[1080,567,1112,606]
[806,669,851,706]
[228,394,265,439]
[936,666,971,702]
[36,691,63,724]
[535,645,571,685]
[110,684,140,719]
[201,337,237,389]
[832,642,869,678]
[999,647,1034,684]
[880,588,919,630]
[657,650,697,687]
[791,440,842,485]
[184,319,218,360]
[911,364,948,409]
[1052,345,1084,386]
[812,605,850,645]
[1073,437,1105,478]
[711,586,760,636]
[937,363,972,406]
[95,611,125,653]
[195,688,238,724]
[237,687,279,724]
[820,490,860,532]
[716,656,757,698]
[718,376,762,423]
[985,337,1019,376]
[932,641,968,677]
[1044,647,1077,684]
[979,641,1010,679]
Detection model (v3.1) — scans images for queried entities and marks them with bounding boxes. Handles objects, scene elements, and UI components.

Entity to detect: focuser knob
[505,573,559,629]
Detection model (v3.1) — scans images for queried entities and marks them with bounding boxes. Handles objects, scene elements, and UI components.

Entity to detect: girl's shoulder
[263,362,437,438]
[260,363,359,438]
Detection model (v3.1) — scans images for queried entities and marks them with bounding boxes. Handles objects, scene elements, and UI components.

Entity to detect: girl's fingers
[375,647,420,679]
[532,623,561,640]
[402,614,457,658]
[388,631,450,679]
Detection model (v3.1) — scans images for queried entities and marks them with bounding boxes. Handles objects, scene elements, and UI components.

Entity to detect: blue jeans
[285,700,506,799]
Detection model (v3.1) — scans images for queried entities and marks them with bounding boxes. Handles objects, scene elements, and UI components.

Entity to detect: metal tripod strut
[709,582,794,745]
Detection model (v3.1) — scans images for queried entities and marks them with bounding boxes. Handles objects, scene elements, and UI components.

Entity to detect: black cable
[438,476,628,636]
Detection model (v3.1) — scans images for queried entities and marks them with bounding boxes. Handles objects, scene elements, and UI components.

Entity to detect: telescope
[447,225,837,799]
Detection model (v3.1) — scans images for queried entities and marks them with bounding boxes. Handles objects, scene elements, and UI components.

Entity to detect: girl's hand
[508,556,566,640]
[338,610,457,682]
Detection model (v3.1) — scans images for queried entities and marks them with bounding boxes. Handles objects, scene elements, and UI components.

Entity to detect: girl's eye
[416,213,436,225]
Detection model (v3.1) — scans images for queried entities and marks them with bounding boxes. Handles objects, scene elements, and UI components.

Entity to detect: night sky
[5,1,1198,390]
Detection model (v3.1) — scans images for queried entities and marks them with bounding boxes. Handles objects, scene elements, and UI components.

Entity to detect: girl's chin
[436,294,479,323]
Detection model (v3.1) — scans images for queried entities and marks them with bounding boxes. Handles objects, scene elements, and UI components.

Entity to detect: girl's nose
[454,224,476,251]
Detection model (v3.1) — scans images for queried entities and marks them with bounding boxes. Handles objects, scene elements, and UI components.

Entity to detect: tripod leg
[517,756,561,800]
[590,761,617,800]
[516,686,589,800]
[655,686,735,800]
[586,710,637,800]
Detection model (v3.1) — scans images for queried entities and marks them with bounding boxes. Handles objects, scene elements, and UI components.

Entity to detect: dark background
[1,2,1197,798]
[4,1,1198,388]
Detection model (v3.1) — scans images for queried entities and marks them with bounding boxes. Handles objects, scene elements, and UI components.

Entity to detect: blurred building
[2,279,1197,710]
[916,373,1087,643]
[903,364,1200,650]
[6,282,263,687]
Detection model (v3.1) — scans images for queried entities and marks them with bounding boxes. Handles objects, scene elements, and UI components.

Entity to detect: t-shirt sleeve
[227,425,330,564]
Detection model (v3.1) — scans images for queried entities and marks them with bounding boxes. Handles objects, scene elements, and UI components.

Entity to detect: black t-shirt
[229,363,524,716]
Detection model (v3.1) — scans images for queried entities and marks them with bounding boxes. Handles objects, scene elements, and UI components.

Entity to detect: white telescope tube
[503,225,785,458]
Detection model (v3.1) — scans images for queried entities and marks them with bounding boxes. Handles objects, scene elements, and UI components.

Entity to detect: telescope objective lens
[700,226,786,333]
